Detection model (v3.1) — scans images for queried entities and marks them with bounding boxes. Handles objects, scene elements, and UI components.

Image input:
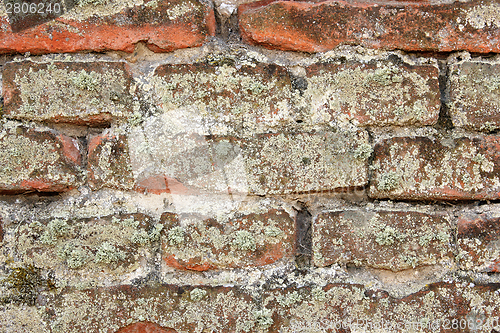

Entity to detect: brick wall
[1,0,500,332]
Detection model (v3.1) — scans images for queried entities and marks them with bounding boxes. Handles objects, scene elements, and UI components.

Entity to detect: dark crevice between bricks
[295,203,312,270]
[436,59,454,130]
[214,6,241,43]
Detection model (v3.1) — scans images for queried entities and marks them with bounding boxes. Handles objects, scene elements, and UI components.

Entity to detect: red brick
[305,61,440,127]
[0,126,82,193]
[457,212,500,272]
[239,0,500,53]
[134,175,194,195]
[3,61,135,126]
[449,60,500,131]
[0,0,215,54]
[87,134,134,190]
[313,209,454,271]
[161,208,295,271]
[369,136,500,200]
[115,322,177,333]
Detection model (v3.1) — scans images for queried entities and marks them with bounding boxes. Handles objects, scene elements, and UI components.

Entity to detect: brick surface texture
[2,0,500,332]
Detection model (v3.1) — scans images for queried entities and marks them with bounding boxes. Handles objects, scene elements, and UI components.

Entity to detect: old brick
[244,131,369,195]
[88,134,134,190]
[45,285,255,333]
[312,210,454,271]
[0,125,81,193]
[267,283,500,333]
[152,62,298,136]
[115,322,177,333]
[129,131,243,195]
[161,207,295,271]
[3,61,135,126]
[0,0,215,54]
[239,0,500,53]
[369,136,500,200]
[14,213,159,285]
[449,60,500,131]
[304,61,440,127]
[151,60,438,133]
[129,125,369,195]
[457,212,500,272]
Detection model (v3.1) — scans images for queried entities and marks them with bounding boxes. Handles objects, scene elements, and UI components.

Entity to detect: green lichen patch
[312,210,454,271]
[369,136,500,200]
[2,61,135,126]
[253,309,273,329]
[353,143,373,160]
[449,60,500,131]
[303,61,440,127]
[233,230,256,251]
[190,288,207,301]
[376,171,401,191]
[161,208,295,270]
[0,125,82,193]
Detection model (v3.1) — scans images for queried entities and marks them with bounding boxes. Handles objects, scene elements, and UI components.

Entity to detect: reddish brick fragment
[115,322,177,333]
[161,208,296,270]
[3,61,135,126]
[369,136,500,200]
[239,0,500,53]
[0,0,215,54]
[0,126,82,193]
[87,134,134,190]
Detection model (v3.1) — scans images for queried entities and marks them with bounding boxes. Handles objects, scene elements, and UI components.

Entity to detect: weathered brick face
[239,0,500,53]
[2,0,500,331]
[0,125,82,193]
[370,136,500,201]
[313,210,454,271]
[0,0,216,54]
[449,59,500,131]
[3,61,135,126]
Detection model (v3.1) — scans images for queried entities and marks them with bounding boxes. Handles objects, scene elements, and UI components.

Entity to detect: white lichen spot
[253,309,273,329]
[190,288,207,301]
[94,242,126,264]
[233,230,256,251]
[167,226,185,245]
[353,143,373,160]
[377,171,400,191]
